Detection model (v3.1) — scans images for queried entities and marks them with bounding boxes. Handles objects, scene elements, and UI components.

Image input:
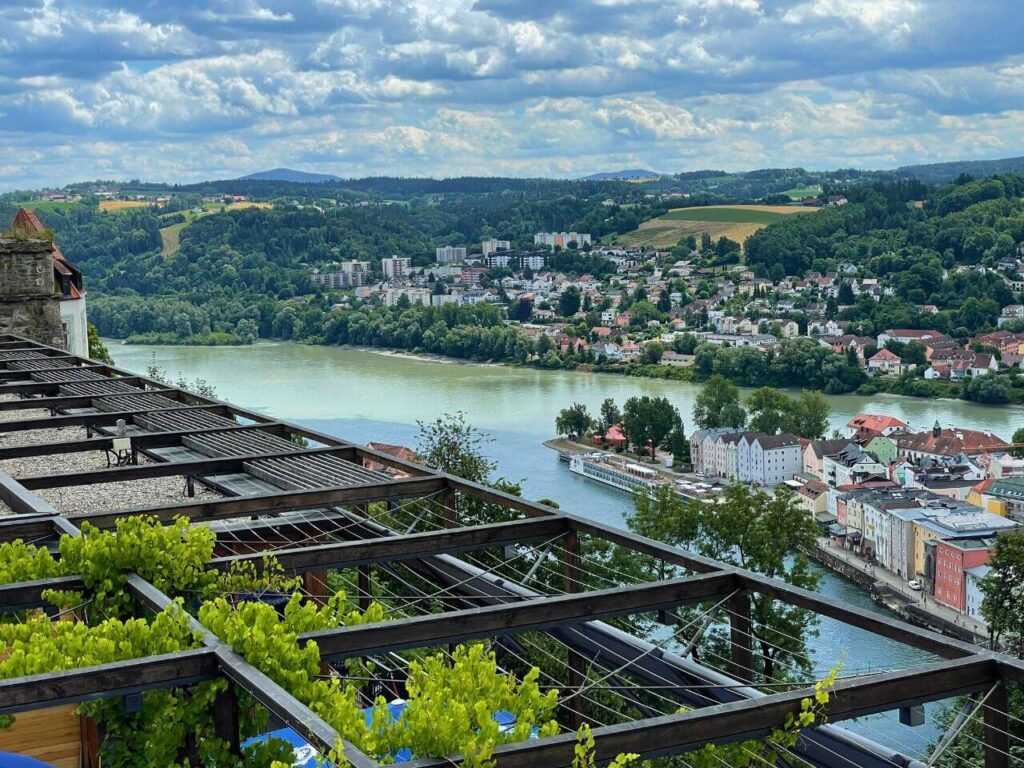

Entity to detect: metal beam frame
[208,515,572,574]
[0,421,288,461]
[0,333,1020,768]
[0,403,231,433]
[405,657,1000,768]
[302,572,740,660]
[16,444,360,490]
[0,387,179,413]
[67,475,449,528]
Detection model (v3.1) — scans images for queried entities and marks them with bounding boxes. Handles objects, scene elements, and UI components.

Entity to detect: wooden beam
[17,445,358,490]
[0,468,57,515]
[207,516,571,574]
[0,387,179,413]
[69,475,448,528]
[728,592,753,683]
[0,422,285,461]
[405,656,998,768]
[0,514,58,542]
[985,681,1010,768]
[124,574,376,768]
[0,376,148,397]
[735,572,981,660]
[0,649,219,715]
[0,365,108,383]
[303,572,740,661]
[0,404,230,433]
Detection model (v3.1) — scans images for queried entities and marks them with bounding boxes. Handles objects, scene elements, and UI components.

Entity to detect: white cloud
[0,0,1022,188]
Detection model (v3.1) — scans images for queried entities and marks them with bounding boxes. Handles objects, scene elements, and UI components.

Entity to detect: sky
[1,0,1023,189]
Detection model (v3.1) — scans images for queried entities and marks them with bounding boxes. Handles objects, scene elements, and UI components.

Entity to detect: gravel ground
[0,447,110,479]
[37,478,222,515]
[0,425,85,447]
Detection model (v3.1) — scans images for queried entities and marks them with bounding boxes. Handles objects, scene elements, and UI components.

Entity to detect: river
[111,340,1014,755]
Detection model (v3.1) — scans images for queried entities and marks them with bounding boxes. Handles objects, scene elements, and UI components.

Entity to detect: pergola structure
[0,332,1020,768]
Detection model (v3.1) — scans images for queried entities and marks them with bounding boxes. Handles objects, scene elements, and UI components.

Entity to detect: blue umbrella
[242,703,541,766]
[0,753,56,768]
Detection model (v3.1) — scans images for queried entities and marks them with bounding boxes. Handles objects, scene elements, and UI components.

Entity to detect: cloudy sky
[1,0,1022,188]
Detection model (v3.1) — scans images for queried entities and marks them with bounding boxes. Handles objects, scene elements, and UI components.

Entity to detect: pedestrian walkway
[816,538,989,640]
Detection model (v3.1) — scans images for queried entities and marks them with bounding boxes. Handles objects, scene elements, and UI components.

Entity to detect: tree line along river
[110,340,1024,753]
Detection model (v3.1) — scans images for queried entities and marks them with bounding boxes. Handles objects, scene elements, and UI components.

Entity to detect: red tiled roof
[847,413,908,431]
[869,348,900,361]
[366,442,420,463]
[899,428,1009,457]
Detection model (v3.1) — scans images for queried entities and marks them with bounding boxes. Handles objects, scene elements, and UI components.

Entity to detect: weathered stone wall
[0,238,64,347]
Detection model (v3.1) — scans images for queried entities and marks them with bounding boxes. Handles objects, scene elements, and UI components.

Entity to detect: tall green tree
[559,286,582,317]
[87,322,115,364]
[786,390,831,440]
[746,387,791,435]
[555,403,594,440]
[981,530,1024,657]
[416,411,496,484]
[621,396,682,458]
[630,484,822,681]
[692,375,747,430]
[597,398,621,441]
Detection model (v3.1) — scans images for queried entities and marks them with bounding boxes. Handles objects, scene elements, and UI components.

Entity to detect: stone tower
[0,232,65,348]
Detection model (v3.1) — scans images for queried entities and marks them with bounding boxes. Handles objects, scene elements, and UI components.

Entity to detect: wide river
[111,341,1020,755]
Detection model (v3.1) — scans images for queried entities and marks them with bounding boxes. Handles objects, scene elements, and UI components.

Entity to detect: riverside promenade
[812,537,990,645]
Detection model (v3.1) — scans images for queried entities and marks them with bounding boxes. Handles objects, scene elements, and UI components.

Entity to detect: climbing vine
[200,594,560,767]
[0,514,842,768]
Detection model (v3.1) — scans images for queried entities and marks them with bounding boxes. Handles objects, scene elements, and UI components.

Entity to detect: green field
[18,200,82,213]
[662,207,795,225]
[781,185,822,200]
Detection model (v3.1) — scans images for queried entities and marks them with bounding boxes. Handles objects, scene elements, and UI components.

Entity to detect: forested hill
[897,155,1024,184]
[744,174,1024,336]
[4,172,1024,352]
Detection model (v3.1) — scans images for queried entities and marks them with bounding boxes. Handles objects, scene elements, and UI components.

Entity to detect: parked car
[908,579,922,591]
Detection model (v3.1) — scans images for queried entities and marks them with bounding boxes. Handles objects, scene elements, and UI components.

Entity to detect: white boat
[568,452,667,495]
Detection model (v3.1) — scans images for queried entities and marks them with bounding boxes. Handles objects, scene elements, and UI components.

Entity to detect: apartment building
[481,239,511,255]
[382,256,412,280]
[436,246,467,263]
[534,232,592,248]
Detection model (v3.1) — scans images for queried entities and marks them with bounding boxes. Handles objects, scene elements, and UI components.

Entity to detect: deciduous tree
[555,403,595,440]
[622,395,681,458]
[692,375,747,430]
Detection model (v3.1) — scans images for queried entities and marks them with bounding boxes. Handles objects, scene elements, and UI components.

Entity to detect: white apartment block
[384,286,431,307]
[436,246,467,263]
[382,256,412,280]
[522,252,547,270]
[341,260,371,287]
[482,239,511,255]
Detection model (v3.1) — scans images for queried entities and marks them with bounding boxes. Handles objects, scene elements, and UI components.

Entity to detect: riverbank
[808,539,988,646]
[106,336,1023,408]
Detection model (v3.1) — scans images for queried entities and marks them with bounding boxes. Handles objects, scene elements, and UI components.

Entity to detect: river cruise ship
[568,452,668,494]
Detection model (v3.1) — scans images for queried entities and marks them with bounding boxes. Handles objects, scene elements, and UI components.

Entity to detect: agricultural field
[19,200,81,213]
[225,201,272,211]
[159,222,186,257]
[99,200,151,212]
[615,204,816,248]
[781,184,822,200]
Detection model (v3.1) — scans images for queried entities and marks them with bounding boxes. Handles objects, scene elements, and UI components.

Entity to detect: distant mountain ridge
[896,155,1024,184]
[237,168,342,183]
[582,169,662,180]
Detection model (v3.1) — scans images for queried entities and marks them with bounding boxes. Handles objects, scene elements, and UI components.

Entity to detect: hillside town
[687,412,1022,628]
[306,231,1024,391]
